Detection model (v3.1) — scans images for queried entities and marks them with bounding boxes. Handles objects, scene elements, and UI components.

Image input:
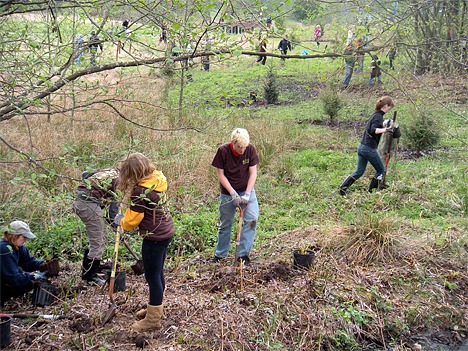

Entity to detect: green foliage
[318,86,344,123]
[404,110,440,154]
[171,208,218,256]
[263,64,279,104]
[27,214,83,261]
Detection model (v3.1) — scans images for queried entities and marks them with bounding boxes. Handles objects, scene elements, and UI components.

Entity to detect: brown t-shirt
[211,142,259,195]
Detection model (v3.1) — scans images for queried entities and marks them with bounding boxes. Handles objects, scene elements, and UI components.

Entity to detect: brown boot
[136,308,146,320]
[131,305,163,332]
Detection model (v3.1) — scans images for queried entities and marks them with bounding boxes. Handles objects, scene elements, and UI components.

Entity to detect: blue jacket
[0,239,43,288]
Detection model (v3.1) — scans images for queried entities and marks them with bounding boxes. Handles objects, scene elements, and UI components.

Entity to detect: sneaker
[211,256,223,263]
[237,255,250,266]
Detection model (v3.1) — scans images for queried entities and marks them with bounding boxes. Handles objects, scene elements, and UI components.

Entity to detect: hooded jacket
[120,170,174,241]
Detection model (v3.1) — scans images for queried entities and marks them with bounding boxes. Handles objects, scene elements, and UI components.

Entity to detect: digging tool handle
[108,225,122,302]
[0,313,75,320]
[384,111,397,168]
[122,237,141,261]
[234,205,246,263]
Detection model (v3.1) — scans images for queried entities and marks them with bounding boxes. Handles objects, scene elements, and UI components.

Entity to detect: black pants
[142,238,171,306]
[1,281,34,304]
[256,53,266,65]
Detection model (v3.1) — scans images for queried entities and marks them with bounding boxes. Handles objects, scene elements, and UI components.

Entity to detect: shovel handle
[108,226,121,301]
[234,205,247,262]
[121,237,141,261]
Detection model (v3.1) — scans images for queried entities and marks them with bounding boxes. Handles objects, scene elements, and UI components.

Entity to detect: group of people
[1,128,260,333]
[342,40,396,88]
[74,31,103,66]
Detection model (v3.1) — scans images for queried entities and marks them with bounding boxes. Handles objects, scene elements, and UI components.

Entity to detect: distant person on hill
[211,128,260,266]
[339,96,396,195]
[278,35,292,62]
[355,37,364,73]
[122,19,131,37]
[256,37,267,65]
[342,43,356,88]
[0,221,59,306]
[89,31,103,66]
[314,25,322,46]
[387,46,397,70]
[346,27,354,45]
[201,35,212,71]
[266,16,272,28]
[74,34,84,64]
[368,55,382,85]
[159,25,168,45]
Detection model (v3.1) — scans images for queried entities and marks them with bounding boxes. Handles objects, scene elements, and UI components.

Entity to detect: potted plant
[292,245,318,270]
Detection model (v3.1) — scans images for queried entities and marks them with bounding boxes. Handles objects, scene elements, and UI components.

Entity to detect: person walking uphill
[74,168,119,285]
[343,43,356,88]
[115,153,174,333]
[89,31,103,66]
[256,38,267,65]
[211,128,260,266]
[278,35,292,62]
[0,221,59,306]
[339,96,395,195]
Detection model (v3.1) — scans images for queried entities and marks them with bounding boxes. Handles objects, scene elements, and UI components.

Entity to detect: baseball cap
[7,220,36,239]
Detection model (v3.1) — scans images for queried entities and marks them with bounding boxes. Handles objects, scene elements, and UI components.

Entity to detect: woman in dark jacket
[116,153,174,332]
[0,221,46,305]
[339,96,395,195]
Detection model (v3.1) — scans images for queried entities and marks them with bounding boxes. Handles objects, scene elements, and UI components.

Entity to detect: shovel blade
[101,303,117,326]
[131,260,145,275]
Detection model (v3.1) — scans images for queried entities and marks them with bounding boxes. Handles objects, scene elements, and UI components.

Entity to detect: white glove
[231,192,241,206]
[113,214,124,227]
[240,193,250,205]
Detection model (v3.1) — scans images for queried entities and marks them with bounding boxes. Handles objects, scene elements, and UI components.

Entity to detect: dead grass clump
[336,215,403,264]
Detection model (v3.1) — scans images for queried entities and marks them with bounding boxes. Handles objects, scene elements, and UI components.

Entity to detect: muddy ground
[2,225,466,351]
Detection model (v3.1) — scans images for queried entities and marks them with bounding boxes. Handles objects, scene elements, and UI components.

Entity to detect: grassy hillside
[0,29,467,350]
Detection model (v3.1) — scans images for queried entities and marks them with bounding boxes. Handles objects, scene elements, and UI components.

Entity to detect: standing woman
[314,25,322,46]
[339,96,395,195]
[256,37,268,65]
[116,153,174,332]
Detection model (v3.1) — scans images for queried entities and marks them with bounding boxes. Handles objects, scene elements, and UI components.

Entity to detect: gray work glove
[32,272,48,282]
[240,193,250,206]
[113,213,124,227]
[230,192,241,207]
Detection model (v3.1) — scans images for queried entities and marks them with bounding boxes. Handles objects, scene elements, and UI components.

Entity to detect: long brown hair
[118,153,155,196]
[375,96,394,112]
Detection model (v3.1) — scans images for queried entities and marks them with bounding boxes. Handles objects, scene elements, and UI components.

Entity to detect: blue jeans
[343,62,354,87]
[215,189,259,258]
[368,76,382,85]
[351,144,385,180]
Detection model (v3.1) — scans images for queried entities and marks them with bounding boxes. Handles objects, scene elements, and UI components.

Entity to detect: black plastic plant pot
[31,282,57,306]
[113,271,126,292]
[292,248,317,270]
[0,316,12,349]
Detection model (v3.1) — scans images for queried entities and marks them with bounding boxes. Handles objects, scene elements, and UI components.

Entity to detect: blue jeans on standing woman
[215,189,259,259]
[343,61,354,87]
[351,144,385,180]
[142,237,171,306]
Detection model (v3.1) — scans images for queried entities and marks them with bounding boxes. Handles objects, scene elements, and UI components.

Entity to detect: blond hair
[231,128,250,147]
[118,153,155,197]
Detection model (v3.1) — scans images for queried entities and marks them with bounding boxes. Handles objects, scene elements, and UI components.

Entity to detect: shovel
[381,111,397,187]
[234,205,247,265]
[101,224,121,326]
[0,313,76,320]
[121,236,144,275]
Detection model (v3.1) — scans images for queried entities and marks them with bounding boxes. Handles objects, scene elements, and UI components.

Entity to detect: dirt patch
[2,225,466,350]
